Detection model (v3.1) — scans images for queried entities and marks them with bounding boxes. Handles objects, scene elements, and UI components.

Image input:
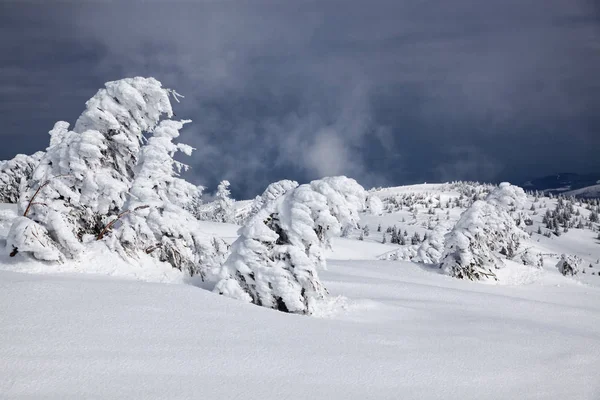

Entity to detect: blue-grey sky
[1,0,599,198]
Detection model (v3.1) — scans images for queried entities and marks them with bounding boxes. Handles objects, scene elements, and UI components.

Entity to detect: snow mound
[1,240,184,283]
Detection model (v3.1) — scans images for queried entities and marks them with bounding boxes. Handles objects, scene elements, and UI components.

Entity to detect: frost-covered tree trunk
[0,152,44,203]
[439,183,530,281]
[9,77,179,260]
[215,176,367,315]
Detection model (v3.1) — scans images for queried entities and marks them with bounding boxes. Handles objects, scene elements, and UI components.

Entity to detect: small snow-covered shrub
[0,152,44,203]
[215,176,367,315]
[6,217,62,261]
[440,183,530,281]
[366,194,384,215]
[556,254,581,276]
[413,220,453,264]
[519,249,543,268]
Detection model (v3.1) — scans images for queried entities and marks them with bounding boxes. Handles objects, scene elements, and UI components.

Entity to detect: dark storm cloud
[1,0,599,197]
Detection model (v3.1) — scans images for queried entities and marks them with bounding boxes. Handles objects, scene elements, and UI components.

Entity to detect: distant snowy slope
[522,173,600,195]
[566,184,600,199]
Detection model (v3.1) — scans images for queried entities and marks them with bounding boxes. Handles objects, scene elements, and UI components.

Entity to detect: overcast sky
[1,0,599,198]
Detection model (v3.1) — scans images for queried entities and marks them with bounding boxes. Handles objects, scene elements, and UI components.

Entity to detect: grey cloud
[1,0,599,197]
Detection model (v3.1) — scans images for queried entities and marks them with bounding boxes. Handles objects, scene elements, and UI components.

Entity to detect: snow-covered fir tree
[104,120,228,278]
[185,185,205,219]
[8,77,184,260]
[214,176,367,315]
[411,232,421,245]
[211,180,235,223]
[362,225,370,237]
[439,183,532,281]
[0,152,44,203]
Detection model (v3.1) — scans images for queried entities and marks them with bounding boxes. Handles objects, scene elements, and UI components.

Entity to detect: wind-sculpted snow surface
[0,152,44,204]
[440,183,533,281]
[1,260,599,400]
[215,176,367,314]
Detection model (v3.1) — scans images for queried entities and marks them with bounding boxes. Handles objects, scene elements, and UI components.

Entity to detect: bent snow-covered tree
[215,176,367,315]
[248,179,299,218]
[413,219,454,264]
[105,119,228,278]
[0,152,44,203]
[439,183,530,281]
[8,77,181,260]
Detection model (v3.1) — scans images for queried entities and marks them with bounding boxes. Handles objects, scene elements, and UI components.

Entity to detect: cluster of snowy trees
[2,76,597,316]
[383,225,425,246]
[448,181,495,201]
[0,76,374,316]
[381,192,444,213]
[539,197,598,236]
[439,183,539,281]
[5,77,227,278]
[380,186,490,215]
[376,182,597,280]
[215,177,368,315]
[193,179,300,225]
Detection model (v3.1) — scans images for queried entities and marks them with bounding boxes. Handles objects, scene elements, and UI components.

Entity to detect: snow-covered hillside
[1,77,598,399]
[1,182,600,399]
[566,184,600,199]
[2,260,600,400]
[361,183,600,283]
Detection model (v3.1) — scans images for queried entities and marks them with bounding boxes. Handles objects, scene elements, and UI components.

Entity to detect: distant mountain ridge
[521,173,600,197]
[565,184,600,199]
